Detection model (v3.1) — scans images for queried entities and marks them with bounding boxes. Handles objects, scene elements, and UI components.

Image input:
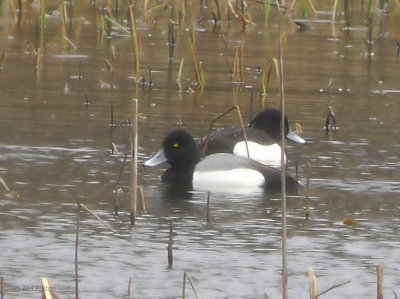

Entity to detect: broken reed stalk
[168,220,174,267]
[127,277,132,296]
[138,185,147,213]
[0,49,5,70]
[182,272,200,299]
[367,14,373,56]
[36,47,43,77]
[332,0,338,23]
[114,153,128,215]
[305,161,311,220]
[41,277,58,299]
[275,0,288,298]
[201,105,249,158]
[308,267,317,299]
[130,99,139,225]
[377,265,384,299]
[221,35,233,77]
[80,203,116,232]
[168,18,175,60]
[129,5,140,79]
[325,105,337,134]
[177,58,184,81]
[110,103,115,151]
[75,204,81,299]
[316,280,351,297]
[206,192,211,225]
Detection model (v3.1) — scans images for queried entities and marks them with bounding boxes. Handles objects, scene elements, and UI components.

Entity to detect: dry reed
[201,105,249,158]
[305,161,311,220]
[130,99,139,225]
[182,272,200,299]
[168,220,174,267]
[377,265,384,299]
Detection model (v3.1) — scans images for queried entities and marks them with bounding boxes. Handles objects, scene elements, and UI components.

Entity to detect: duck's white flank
[233,141,286,168]
[192,168,265,192]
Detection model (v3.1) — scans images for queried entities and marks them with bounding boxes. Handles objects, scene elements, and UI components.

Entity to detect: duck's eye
[173,143,179,148]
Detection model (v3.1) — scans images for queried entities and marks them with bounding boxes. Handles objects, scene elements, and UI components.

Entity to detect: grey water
[1,1,400,298]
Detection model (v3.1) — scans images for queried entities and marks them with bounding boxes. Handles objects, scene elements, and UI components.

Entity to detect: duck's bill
[143,148,167,166]
[286,129,306,144]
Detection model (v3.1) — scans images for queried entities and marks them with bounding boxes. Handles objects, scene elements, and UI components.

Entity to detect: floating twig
[316,280,351,298]
[79,203,115,232]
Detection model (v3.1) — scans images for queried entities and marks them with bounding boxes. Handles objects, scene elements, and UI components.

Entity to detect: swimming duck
[202,108,306,168]
[144,129,299,193]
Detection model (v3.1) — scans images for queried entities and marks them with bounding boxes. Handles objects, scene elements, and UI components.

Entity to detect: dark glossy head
[144,129,201,186]
[161,129,201,167]
[249,108,305,144]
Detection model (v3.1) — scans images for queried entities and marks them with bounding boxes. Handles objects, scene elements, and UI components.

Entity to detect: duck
[202,108,306,168]
[143,129,300,193]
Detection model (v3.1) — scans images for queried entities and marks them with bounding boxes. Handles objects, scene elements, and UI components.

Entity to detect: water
[1,1,400,298]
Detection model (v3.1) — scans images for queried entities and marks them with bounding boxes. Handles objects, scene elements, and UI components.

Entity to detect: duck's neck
[162,164,196,186]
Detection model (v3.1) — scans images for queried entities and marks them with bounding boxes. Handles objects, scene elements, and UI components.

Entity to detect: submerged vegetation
[0,0,399,297]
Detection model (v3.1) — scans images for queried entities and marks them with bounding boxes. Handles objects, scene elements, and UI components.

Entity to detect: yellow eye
[173,143,179,148]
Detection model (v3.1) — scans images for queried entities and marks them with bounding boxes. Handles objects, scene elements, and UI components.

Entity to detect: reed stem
[75,204,81,299]
[206,192,211,225]
[275,0,287,297]
[168,221,174,267]
[129,5,141,78]
[308,267,317,299]
[130,99,139,225]
[201,105,249,158]
[377,265,384,299]
[305,161,311,220]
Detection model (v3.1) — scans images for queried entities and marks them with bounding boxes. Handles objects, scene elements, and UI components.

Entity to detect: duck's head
[249,108,306,144]
[144,129,201,168]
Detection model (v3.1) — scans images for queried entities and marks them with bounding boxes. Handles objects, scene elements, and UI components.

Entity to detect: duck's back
[203,127,276,155]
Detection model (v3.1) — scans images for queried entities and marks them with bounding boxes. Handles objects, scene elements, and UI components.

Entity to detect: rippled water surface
[1,1,400,298]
